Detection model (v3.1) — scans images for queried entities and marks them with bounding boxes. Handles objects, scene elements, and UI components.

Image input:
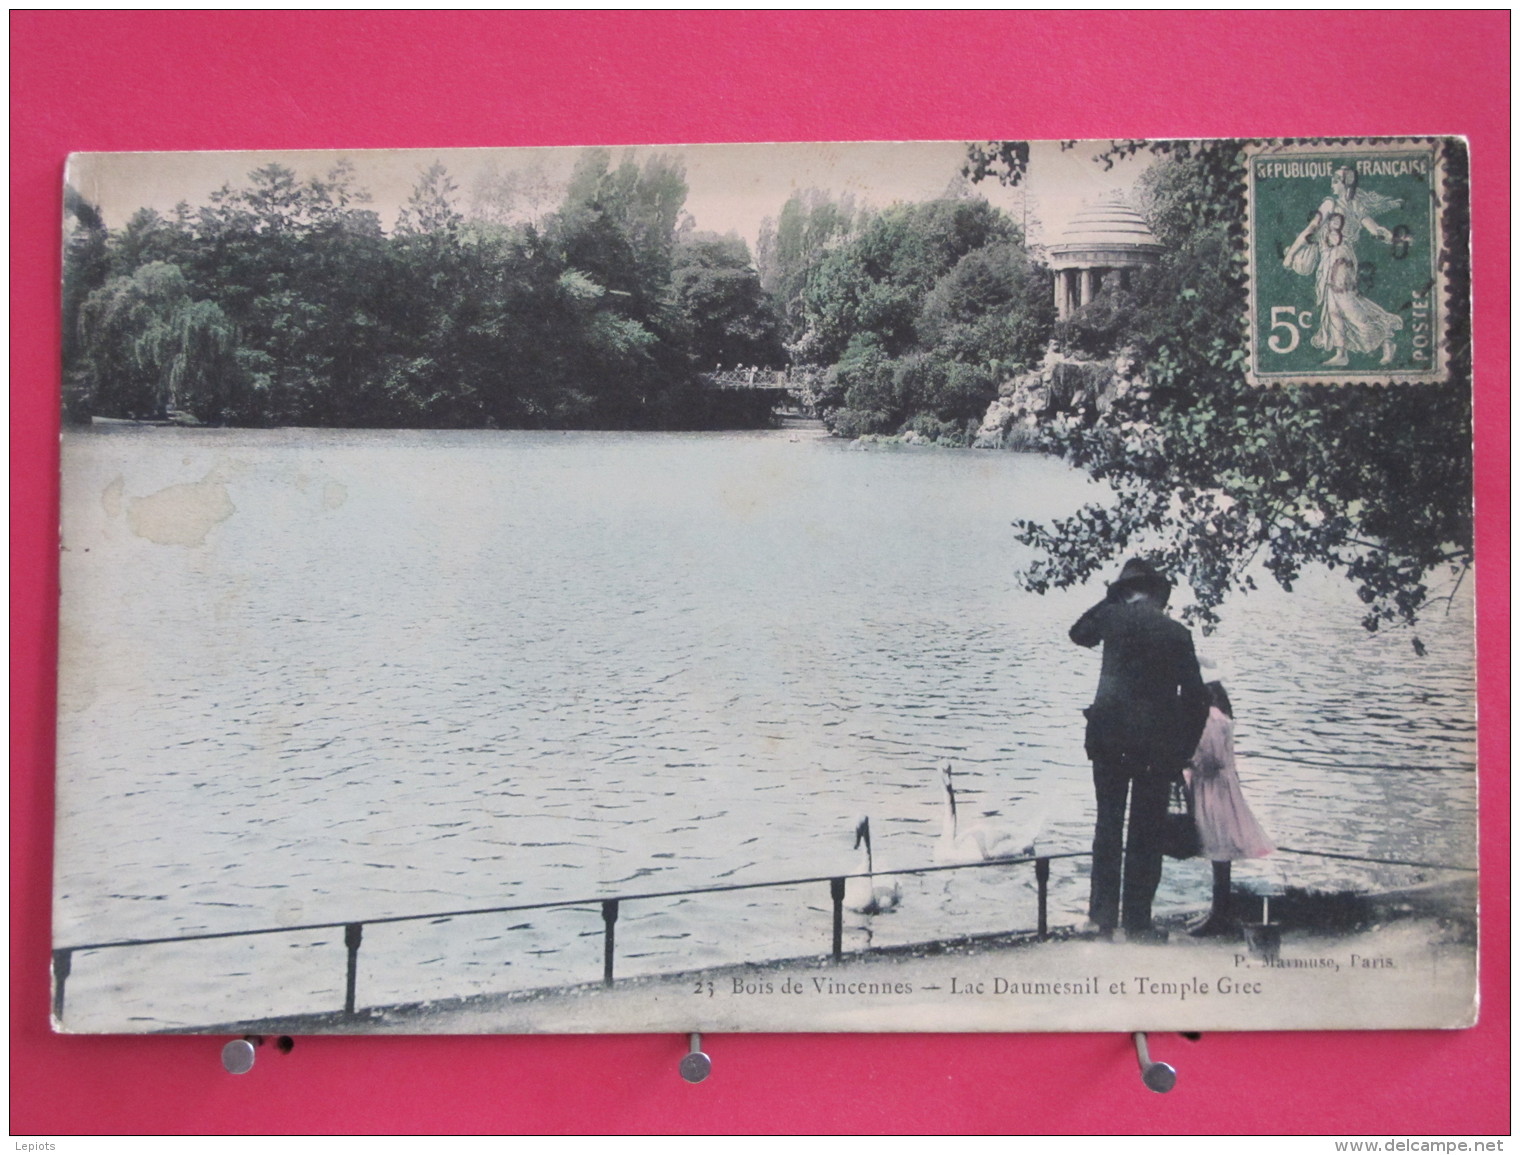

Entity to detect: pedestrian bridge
[700,368,815,414]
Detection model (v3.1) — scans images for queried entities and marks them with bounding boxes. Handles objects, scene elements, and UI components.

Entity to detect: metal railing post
[830,877,846,959]
[51,850,1130,1026]
[51,948,73,1021]
[343,923,363,1018]
[1035,857,1051,940]
[602,899,619,986]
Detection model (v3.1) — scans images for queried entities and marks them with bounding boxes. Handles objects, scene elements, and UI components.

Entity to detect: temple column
[1054,269,1073,320]
[1079,268,1096,308]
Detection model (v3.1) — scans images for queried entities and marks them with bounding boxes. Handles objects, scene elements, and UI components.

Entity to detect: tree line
[63,150,1060,440]
[62,152,787,430]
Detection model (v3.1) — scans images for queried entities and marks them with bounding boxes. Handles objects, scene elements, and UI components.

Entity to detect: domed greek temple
[1048,198,1165,319]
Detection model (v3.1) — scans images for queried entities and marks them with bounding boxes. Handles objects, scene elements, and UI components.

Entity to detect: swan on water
[934,762,1043,864]
[845,816,902,914]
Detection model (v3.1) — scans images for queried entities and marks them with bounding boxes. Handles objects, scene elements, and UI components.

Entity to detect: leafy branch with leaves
[974,139,1472,641]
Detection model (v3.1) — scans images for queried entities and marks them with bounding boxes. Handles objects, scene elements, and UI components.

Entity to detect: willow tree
[79,261,240,423]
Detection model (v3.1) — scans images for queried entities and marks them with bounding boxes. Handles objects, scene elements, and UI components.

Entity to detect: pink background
[11,12,1509,1135]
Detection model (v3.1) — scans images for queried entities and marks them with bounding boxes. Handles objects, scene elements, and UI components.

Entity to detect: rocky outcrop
[973,346,1148,448]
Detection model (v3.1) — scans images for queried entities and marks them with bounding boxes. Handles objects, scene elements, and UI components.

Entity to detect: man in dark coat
[1070,558,1210,939]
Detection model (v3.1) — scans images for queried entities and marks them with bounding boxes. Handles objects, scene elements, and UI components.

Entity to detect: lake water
[53,424,1477,1030]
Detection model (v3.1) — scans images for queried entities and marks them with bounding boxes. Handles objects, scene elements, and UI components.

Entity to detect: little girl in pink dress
[1186,677,1274,936]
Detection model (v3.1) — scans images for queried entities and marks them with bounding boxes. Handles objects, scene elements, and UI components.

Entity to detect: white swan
[934,762,1043,864]
[844,816,901,914]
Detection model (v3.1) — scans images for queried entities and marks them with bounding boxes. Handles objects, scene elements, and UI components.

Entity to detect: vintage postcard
[54,139,1476,1034]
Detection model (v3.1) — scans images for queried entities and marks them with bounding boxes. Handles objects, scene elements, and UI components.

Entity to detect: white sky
[67,140,1156,253]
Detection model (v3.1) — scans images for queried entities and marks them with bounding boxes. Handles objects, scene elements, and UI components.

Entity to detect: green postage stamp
[1246,139,1450,385]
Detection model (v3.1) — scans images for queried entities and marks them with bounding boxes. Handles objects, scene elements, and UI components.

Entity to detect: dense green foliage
[776,195,1054,439]
[986,140,1473,637]
[671,233,784,370]
[63,153,782,430]
[67,159,1053,440]
[78,262,239,422]
[755,189,858,349]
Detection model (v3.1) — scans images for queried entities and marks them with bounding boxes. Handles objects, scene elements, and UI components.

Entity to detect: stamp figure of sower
[1282,165,1405,367]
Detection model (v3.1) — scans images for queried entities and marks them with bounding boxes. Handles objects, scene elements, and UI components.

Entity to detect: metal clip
[678,1032,712,1083]
[1133,1032,1177,1092]
[222,1035,261,1075]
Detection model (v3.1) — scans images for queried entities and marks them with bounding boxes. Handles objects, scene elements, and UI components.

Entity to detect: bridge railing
[701,368,804,391]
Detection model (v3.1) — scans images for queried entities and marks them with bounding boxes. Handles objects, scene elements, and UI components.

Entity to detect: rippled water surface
[54,425,1476,1029]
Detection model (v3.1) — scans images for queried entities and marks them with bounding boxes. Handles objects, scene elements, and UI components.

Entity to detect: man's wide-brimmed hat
[1110,557,1172,603]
